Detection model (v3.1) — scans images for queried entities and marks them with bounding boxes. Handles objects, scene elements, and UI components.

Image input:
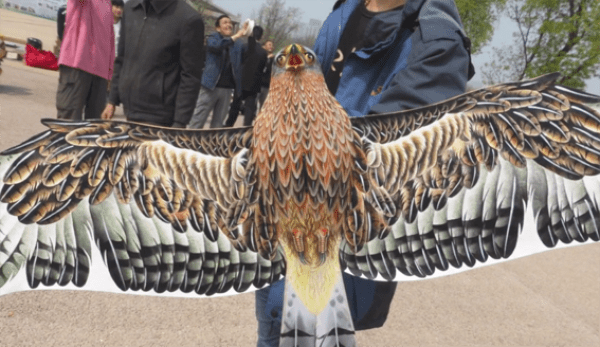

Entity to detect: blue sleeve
[370,29,470,114]
[206,34,233,55]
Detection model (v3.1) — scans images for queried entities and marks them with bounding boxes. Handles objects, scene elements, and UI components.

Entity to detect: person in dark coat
[57,5,67,41]
[101,0,204,128]
[224,26,268,127]
[257,39,274,112]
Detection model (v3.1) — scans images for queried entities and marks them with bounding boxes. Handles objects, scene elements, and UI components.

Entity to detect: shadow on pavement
[0,83,32,96]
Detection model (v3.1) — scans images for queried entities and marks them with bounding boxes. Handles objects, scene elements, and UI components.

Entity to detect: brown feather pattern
[364,73,600,222]
[251,66,368,260]
[2,46,600,308]
[1,120,252,236]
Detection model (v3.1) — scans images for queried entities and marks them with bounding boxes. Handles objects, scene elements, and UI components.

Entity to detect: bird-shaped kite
[1,44,600,347]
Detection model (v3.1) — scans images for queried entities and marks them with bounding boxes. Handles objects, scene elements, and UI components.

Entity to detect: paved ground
[0,8,599,347]
[1,8,57,51]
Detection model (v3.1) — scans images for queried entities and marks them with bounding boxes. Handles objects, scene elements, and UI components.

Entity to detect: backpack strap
[459,33,476,81]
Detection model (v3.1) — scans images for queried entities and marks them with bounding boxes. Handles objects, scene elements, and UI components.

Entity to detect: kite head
[272,43,321,75]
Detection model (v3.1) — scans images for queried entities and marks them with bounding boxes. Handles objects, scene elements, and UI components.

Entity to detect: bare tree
[290,20,321,49]
[253,0,303,49]
[186,0,213,22]
[292,32,318,49]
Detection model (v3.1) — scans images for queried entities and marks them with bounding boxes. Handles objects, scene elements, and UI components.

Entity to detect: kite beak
[286,44,305,70]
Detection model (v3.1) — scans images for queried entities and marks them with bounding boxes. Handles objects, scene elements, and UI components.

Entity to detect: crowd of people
[55,0,474,346]
[56,0,274,129]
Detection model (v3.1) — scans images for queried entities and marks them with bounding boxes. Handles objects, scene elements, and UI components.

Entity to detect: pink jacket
[58,0,115,80]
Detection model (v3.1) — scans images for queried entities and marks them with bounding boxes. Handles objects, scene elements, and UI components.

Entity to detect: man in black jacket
[101,0,204,128]
[224,26,268,127]
[257,39,274,112]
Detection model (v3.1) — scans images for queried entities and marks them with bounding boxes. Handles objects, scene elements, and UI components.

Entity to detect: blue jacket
[201,32,250,96]
[314,0,471,117]
[264,0,472,331]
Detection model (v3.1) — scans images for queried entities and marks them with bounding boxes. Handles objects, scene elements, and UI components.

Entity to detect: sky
[216,0,332,23]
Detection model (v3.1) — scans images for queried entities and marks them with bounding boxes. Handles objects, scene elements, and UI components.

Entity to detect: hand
[233,29,246,40]
[101,103,115,120]
[241,21,249,35]
[232,21,250,40]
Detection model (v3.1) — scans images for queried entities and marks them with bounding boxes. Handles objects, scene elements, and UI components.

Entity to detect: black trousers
[225,90,258,127]
[56,65,107,120]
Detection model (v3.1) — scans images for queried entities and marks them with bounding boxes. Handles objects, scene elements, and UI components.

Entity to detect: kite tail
[279,262,356,347]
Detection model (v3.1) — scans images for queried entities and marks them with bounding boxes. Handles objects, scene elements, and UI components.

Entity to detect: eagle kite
[1,44,599,346]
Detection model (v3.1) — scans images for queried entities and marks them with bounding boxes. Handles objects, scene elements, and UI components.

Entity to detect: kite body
[1,44,600,347]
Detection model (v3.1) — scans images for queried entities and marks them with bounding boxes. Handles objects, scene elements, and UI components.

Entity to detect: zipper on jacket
[129,16,147,108]
[213,34,225,89]
[230,51,237,95]
[135,17,147,54]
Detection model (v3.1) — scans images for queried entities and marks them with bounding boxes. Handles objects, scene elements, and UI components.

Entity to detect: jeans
[254,273,398,346]
[255,281,283,347]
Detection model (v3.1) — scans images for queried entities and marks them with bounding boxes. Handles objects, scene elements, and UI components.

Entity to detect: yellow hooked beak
[284,44,306,70]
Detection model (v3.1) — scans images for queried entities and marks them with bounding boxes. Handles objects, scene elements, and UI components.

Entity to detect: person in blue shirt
[255,0,474,345]
[188,15,252,129]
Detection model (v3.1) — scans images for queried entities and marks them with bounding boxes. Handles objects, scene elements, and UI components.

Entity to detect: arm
[368,32,470,116]
[242,25,257,63]
[172,15,205,127]
[205,36,233,54]
[107,12,115,79]
[102,8,126,119]
[244,36,256,62]
[205,24,248,55]
[257,48,267,79]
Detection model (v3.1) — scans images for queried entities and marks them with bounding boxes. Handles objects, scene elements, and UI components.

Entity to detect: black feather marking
[1,130,53,155]
[4,151,36,183]
[551,85,600,103]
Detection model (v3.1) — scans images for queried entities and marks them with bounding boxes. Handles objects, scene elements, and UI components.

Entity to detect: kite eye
[276,54,286,66]
[304,52,315,63]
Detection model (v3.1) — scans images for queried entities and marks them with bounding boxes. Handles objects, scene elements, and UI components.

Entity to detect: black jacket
[260,55,274,88]
[109,0,204,127]
[240,40,268,93]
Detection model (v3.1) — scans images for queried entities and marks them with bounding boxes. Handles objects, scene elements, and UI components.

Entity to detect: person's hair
[253,26,264,41]
[111,0,125,7]
[263,39,273,45]
[215,15,230,28]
